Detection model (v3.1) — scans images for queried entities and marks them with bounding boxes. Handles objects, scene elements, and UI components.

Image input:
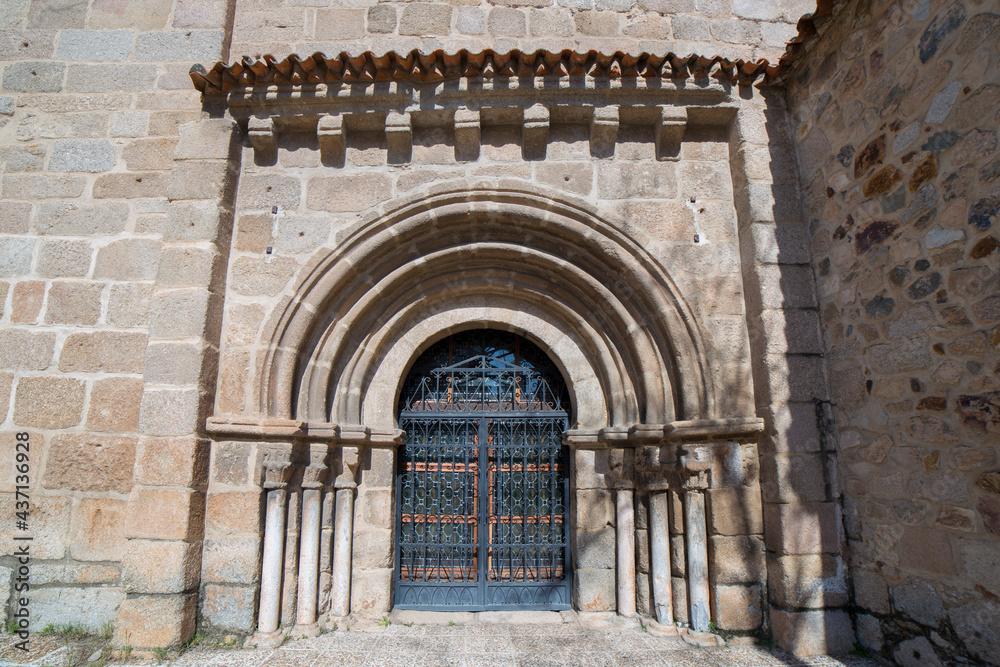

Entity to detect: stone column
[684,490,711,633]
[318,488,335,613]
[609,447,636,617]
[616,487,637,618]
[648,490,673,625]
[254,453,293,647]
[330,447,360,619]
[292,449,328,638]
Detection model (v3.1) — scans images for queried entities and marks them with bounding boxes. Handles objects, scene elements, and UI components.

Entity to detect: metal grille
[395,331,572,610]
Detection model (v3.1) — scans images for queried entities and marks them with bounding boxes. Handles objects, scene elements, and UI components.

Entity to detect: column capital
[334,446,361,489]
[262,445,294,489]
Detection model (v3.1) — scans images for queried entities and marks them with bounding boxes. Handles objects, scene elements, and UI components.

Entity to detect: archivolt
[255,180,716,428]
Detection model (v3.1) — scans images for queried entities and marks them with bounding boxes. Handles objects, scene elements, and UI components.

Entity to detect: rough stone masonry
[0,0,997,664]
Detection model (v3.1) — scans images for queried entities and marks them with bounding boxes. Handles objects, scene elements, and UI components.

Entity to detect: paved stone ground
[0,613,885,667]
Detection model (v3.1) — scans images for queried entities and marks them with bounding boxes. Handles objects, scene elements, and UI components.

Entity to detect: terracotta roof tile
[190,2,835,93]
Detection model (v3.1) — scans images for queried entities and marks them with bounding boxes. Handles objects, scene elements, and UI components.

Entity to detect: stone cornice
[563,417,765,449]
[206,415,404,445]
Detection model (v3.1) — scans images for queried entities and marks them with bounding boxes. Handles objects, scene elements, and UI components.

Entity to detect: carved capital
[334,446,361,489]
[607,447,635,490]
[262,446,294,489]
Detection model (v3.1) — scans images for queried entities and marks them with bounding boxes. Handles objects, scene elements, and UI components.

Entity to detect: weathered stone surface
[898,526,956,575]
[894,636,943,667]
[3,61,65,92]
[44,434,136,493]
[706,486,764,535]
[949,600,1000,664]
[114,593,197,648]
[0,329,55,370]
[107,283,153,327]
[87,377,143,433]
[32,587,126,634]
[70,498,127,561]
[49,139,116,172]
[1,494,70,559]
[306,174,391,212]
[573,568,616,612]
[123,540,201,594]
[135,436,208,488]
[206,492,261,535]
[34,201,129,235]
[94,239,161,280]
[852,568,889,614]
[13,376,85,429]
[764,503,841,555]
[770,608,854,656]
[958,538,1000,597]
[713,584,762,631]
[35,239,93,278]
[60,332,147,373]
[124,488,204,542]
[44,281,102,325]
[200,584,256,632]
[229,255,298,297]
[892,581,944,626]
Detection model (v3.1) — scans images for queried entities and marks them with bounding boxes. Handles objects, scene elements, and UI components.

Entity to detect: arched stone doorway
[204,180,766,643]
[394,329,572,610]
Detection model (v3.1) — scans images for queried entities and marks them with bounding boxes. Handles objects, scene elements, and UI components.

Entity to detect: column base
[247,628,287,649]
[290,623,321,639]
[321,614,350,631]
[645,619,680,637]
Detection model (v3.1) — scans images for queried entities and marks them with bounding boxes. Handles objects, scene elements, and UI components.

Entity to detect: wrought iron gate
[394,330,572,610]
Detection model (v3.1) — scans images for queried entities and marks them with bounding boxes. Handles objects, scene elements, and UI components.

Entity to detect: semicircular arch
[254,179,717,429]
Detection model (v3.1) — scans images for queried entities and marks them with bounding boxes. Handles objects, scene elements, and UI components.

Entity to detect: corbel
[589,105,619,158]
[654,106,687,161]
[454,108,481,161]
[317,114,345,165]
[385,111,412,164]
[248,116,277,163]
[522,103,549,160]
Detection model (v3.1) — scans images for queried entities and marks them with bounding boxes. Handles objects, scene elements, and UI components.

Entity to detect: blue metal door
[394,331,572,610]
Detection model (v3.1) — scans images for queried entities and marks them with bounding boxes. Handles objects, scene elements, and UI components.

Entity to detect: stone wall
[0,0,230,635]
[785,0,1000,663]
[199,91,764,630]
[230,0,814,63]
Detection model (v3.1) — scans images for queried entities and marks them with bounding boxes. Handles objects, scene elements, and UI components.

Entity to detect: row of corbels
[246,104,688,164]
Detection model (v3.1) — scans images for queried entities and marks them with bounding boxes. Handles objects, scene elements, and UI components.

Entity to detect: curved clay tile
[189,2,836,93]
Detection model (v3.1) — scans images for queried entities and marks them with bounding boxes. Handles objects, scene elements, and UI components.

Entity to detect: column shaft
[258,488,288,634]
[294,488,322,632]
[616,488,637,617]
[684,490,710,632]
[330,486,355,617]
[649,490,673,625]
